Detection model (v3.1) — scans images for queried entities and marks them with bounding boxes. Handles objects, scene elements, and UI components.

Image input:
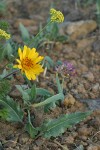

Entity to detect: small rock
[63,94,76,106]
[54,42,63,51]
[80,141,88,146]
[87,145,99,150]
[92,83,100,93]
[78,126,92,136]
[65,20,97,40]
[3,140,16,148]
[18,133,29,144]
[71,132,78,138]
[80,135,87,141]
[9,88,21,98]
[77,84,86,94]
[82,72,94,82]
[77,38,95,49]
[79,64,88,73]
[92,40,100,52]
[20,145,30,150]
[65,135,74,144]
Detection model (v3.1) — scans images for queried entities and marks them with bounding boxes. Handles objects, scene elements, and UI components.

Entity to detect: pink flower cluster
[55,61,76,77]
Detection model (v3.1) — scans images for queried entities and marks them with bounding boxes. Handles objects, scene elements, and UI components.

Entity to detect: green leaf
[0,20,9,31]
[32,93,64,108]
[0,96,24,122]
[30,84,36,101]
[25,123,38,138]
[5,43,13,60]
[44,102,56,113]
[0,79,10,98]
[0,1,6,14]
[56,74,63,93]
[51,23,59,40]
[44,56,54,69]
[19,23,30,42]
[56,35,68,42]
[40,111,92,138]
[36,88,53,97]
[25,111,38,138]
[0,108,8,120]
[16,85,30,104]
[97,0,100,14]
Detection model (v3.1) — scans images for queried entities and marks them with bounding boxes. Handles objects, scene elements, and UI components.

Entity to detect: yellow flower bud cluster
[50,8,64,23]
[0,29,10,40]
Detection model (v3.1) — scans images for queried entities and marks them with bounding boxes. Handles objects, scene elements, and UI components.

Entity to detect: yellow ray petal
[22,45,29,58]
[18,48,23,60]
[32,64,44,75]
[17,65,22,69]
[28,48,37,59]
[34,56,44,63]
[25,70,31,80]
[16,59,21,64]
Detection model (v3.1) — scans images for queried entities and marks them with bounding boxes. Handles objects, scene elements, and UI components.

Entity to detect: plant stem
[3,69,20,79]
[28,21,51,47]
[31,93,64,108]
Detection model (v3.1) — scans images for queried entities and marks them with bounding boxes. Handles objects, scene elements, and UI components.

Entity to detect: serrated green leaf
[30,84,36,101]
[40,111,92,138]
[36,88,53,97]
[44,102,56,113]
[0,96,24,122]
[0,108,8,120]
[0,79,10,98]
[25,123,38,138]
[56,74,63,93]
[5,42,13,60]
[19,23,30,42]
[16,85,30,104]
[25,110,38,138]
[32,93,64,108]
[44,56,54,69]
[51,23,59,39]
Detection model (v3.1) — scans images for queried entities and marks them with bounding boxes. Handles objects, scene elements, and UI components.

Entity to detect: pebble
[65,20,97,40]
[65,135,74,144]
[3,140,17,148]
[92,83,100,93]
[18,133,29,144]
[77,38,95,50]
[87,145,99,150]
[82,72,94,82]
[78,126,92,136]
[63,94,76,106]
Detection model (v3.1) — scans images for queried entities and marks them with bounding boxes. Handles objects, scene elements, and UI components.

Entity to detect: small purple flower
[55,61,76,77]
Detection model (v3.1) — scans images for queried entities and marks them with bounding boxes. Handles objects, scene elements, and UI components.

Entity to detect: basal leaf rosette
[14,45,44,80]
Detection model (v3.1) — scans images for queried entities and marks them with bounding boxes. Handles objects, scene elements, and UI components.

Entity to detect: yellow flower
[14,45,44,80]
[0,29,10,39]
[50,8,64,23]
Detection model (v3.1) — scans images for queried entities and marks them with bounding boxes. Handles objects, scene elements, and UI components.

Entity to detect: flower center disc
[22,57,33,70]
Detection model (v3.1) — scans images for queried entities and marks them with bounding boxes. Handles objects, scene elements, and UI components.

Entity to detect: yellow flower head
[14,45,44,80]
[50,8,64,23]
[0,29,10,39]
